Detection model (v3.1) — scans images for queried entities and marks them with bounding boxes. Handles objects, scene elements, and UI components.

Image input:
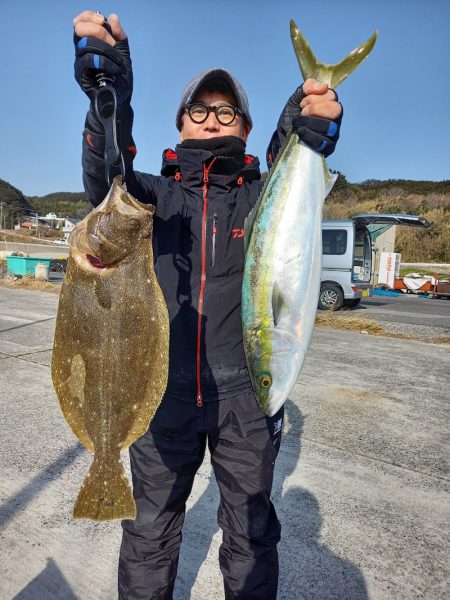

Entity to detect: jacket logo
[232,228,245,239]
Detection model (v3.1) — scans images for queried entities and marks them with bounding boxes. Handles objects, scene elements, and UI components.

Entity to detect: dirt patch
[331,387,372,402]
[426,335,450,345]
[0,274,61,294]
[317,385,384,418]
[315,312,383,334]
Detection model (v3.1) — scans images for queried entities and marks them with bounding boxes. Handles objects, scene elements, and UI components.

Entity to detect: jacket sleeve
[265,129,284,171]
[82,102,160,207]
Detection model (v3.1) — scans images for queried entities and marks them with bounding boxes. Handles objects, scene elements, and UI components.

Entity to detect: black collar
[179,135,246,157]
[160,137,261,189]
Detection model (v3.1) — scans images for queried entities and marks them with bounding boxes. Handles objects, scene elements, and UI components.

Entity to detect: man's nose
[204,110,220,129]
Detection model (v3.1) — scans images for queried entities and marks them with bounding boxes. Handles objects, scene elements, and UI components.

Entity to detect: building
[62,218,80,241]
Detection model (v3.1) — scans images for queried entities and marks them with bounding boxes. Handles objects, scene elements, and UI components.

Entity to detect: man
[73,10,342,600]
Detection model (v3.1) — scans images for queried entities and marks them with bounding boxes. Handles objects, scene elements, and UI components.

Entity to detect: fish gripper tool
[93,15,126,187]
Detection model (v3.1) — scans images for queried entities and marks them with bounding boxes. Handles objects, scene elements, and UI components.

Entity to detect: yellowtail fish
[242,21,377,416]
[52,176,169,520]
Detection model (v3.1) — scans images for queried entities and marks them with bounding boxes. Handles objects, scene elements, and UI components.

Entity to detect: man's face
[180,90,250,142]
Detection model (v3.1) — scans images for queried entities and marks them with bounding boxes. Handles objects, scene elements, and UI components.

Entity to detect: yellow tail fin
[290,20,378,88]
[73,455,136,521]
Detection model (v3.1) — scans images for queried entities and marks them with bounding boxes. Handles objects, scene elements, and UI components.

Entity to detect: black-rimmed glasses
[186,103,243,126]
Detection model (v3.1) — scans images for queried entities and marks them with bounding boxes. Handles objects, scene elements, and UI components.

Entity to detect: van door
[353,213,430,242]
[352,213,430,287]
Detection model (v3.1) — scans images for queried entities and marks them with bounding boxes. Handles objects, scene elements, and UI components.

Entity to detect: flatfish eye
[259,374,272,389]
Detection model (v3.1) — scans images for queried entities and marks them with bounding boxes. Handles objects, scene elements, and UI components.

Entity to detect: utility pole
[0,202,5,230]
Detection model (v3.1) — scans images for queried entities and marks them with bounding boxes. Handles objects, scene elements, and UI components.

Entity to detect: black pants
[118,390,283,600]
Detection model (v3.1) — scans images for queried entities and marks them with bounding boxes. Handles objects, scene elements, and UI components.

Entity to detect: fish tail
[290,20,377,89]
[73,455,136,521]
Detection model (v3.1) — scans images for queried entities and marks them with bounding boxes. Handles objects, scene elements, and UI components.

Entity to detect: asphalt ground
[359,294,450,329]
[0,287,449,599]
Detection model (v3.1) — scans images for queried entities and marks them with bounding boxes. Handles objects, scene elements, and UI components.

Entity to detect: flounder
[52,176,169,521]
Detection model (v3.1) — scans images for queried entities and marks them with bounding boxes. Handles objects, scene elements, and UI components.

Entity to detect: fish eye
[259,374,272,389]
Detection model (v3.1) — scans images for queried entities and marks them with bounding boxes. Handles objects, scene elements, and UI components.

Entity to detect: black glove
[277,84,307,137]
[277,84,342,157]
[74,34,133,107]
[292,112,342,158]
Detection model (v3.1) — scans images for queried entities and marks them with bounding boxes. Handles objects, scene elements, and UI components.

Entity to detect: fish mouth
[68,227,123,274]
[86,254,108,269]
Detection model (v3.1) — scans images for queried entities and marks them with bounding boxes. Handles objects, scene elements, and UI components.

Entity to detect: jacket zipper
[212,212,217,268]
[196,158,217,407]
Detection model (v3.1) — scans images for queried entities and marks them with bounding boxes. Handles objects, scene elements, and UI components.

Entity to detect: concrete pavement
[0,287,449,599]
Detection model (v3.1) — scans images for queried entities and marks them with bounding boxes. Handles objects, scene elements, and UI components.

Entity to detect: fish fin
[243,204,258,254]
[272,282,289,327]
[73,455,136,521]
[323,160,339,200]
[290,20,377,88]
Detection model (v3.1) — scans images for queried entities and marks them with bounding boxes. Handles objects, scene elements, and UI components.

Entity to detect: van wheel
[318,284,344,310]
[343,298,361,309]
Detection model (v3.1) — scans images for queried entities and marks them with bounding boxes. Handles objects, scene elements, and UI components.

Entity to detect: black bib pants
[118,392,283,600]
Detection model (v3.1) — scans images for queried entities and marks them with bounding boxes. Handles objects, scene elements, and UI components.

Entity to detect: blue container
[6,256,52,276]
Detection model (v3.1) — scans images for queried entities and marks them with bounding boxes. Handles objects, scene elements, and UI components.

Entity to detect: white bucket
[35,262,49,281]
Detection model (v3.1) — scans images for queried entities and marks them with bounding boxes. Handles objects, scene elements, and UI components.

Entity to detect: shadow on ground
[0,443,83,529]
[176,399,368,599]
[12,558,76,600]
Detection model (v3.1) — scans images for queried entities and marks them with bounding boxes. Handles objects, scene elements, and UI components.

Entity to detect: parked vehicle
[319,214,429,310]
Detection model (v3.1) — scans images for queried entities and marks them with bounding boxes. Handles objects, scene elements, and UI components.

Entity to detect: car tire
[343,298,361,309]
[318,284,344,310]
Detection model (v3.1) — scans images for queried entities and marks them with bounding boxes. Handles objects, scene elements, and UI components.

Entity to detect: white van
[319,213,429,310]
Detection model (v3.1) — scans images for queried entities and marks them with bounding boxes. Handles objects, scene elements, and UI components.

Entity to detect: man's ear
[179,114,185,141]
[241,121,251,142]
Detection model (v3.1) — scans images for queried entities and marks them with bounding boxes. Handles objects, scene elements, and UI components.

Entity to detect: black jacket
[82,108,272,403]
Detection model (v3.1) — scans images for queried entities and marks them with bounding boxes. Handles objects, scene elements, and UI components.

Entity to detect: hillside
[27,191,91,220]
[324,175,450,262]
[1,176,449,262]
[0,180,91,225]
[0,179,34,228]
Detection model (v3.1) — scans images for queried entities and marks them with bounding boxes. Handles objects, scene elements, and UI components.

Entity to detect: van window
[322,229,347,255]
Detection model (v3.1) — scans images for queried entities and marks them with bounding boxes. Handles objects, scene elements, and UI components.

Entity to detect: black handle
[93,14,125,186]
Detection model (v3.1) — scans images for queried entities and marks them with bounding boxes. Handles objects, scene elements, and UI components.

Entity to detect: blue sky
[1,0,449,196]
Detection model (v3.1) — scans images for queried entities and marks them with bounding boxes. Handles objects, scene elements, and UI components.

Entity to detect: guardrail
[401,263,450,274]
